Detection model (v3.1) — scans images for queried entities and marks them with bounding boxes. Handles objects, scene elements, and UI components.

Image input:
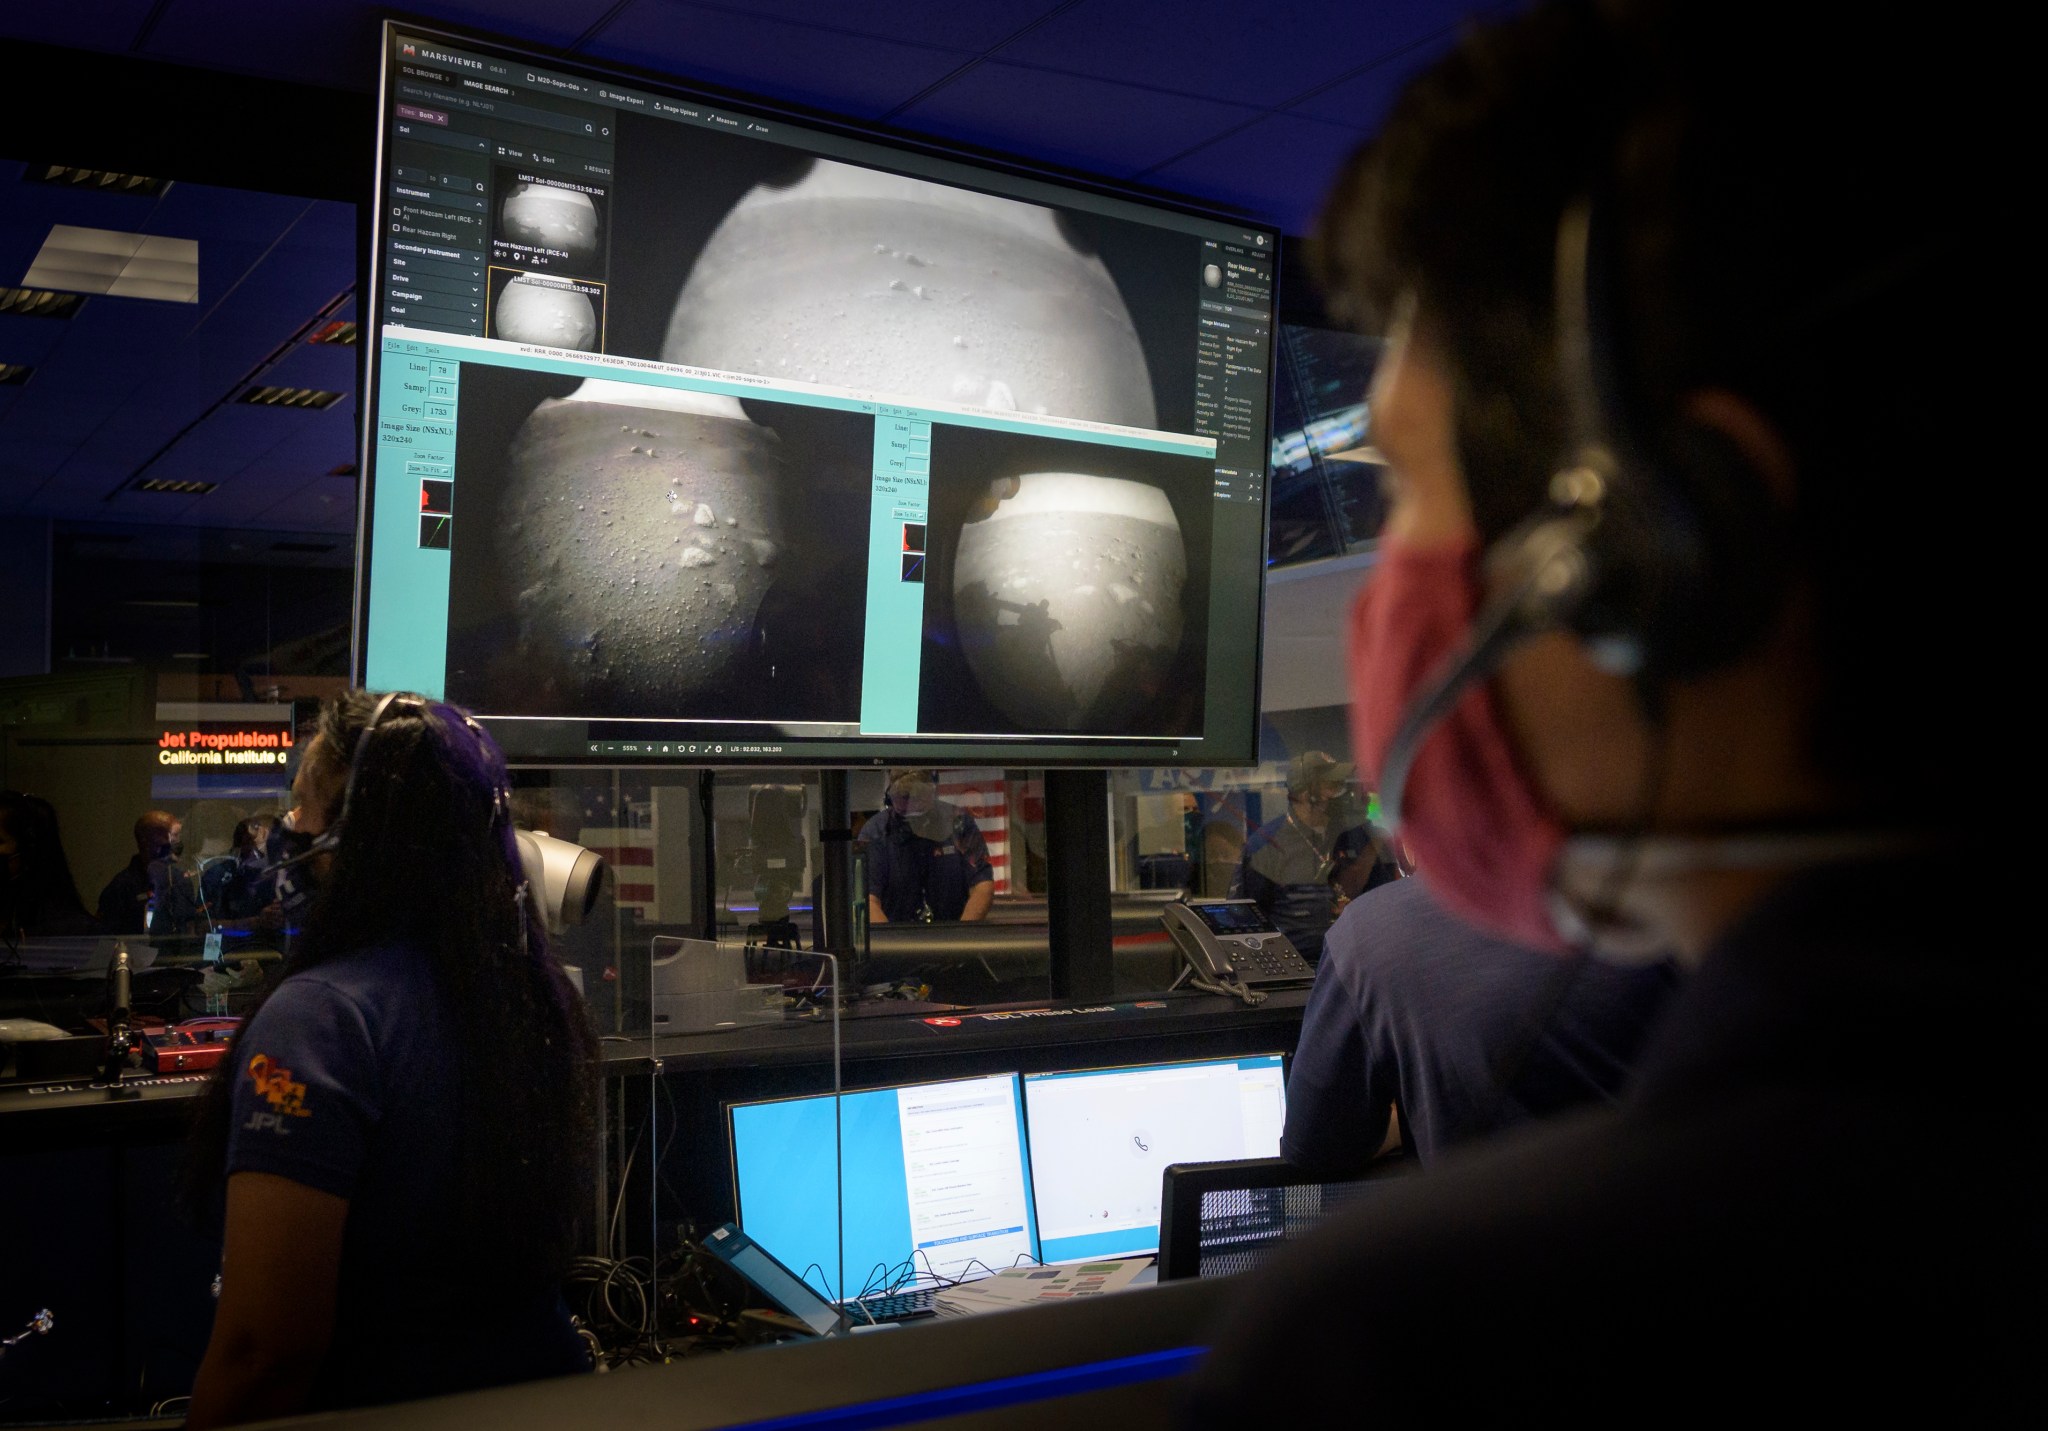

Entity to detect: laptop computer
[699,1223,949,1335]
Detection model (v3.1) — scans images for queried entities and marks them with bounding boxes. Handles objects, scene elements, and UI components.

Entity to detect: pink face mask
[1349,537,1573,952]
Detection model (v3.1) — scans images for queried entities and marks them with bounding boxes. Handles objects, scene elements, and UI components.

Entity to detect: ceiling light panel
[23,225,200,303]
[237,385,344,409]
[0,287,85,319]
[25,165,170,197]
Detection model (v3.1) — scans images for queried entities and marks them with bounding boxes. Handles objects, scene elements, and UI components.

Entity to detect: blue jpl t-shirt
[857,803,994,922]
[226,945,587,1410]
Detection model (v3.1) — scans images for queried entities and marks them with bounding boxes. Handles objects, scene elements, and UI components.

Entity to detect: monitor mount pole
[1045,769,1115,1002]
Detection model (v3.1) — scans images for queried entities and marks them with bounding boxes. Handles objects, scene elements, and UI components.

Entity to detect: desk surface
[292,1276,1232,1431]
[602,985,1310,1074]
[1,987,1309,1142]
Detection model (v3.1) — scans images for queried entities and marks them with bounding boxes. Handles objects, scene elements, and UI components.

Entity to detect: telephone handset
[1162,900,1315,1004]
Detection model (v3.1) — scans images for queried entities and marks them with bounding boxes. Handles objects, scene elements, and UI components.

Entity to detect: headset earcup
[1635,421,1787,679]
[1564,423,1785,680]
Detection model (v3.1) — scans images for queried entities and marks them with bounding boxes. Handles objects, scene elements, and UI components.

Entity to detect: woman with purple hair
[185,691,599,1426]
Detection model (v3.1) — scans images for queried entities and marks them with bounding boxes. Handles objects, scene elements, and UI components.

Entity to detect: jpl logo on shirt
[243,1052,312,1135]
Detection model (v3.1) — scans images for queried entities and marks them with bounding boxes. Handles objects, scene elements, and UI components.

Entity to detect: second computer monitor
[1022,1055,1287,1263]
[729,1073,1038,1300]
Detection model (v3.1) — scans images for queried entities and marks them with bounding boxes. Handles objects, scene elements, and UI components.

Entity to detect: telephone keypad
[1229,937,1312,981]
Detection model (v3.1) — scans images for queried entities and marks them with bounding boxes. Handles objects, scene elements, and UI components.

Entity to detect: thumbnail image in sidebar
[486,269,605,352]
[491,167,607,279]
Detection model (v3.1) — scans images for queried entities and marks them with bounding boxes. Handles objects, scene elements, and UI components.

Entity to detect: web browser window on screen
[730,1073,1037,1300]
[1023,1056,1286,1263]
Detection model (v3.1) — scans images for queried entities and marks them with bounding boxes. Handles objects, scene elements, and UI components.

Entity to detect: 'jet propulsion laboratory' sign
[157,726,294,768]
[152,703,297,798]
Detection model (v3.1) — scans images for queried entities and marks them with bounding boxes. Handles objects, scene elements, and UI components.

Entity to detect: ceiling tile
[659,1,1068,55]
[0,437,80,478]
[894,62,1260,179]
[397,1,625,49]
[994,0,1468,109]
[147,183,315,244]
[1289,32,1459,128]
[140,0,384,90]
[276,201,358,256]
[0,397,117,444]
[0,3,157,51]
[96,484,210,522]
[582,0,971,119]
[245,478,359,533]
[259,342,359,393]
[0,313,75,367]
[1145,112,1372,235]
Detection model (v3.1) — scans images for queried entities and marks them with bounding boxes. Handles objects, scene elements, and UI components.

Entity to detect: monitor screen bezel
[356,19,1278,768]
[1018,1052,1289,1260]
[724,1070,1035,1289]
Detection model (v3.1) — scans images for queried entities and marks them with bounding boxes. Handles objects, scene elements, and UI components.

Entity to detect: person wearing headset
[1192,0,2021,1419]
[1230,751,1402,963]
[184,692,598,1426]
[858,769,995,923]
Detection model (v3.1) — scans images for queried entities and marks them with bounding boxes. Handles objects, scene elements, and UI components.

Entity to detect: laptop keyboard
[842,1286,938,1322]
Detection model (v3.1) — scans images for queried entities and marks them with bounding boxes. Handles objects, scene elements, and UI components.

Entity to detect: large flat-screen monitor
[729,1073,1038,1300]
[1022,1055,1287,1263]
[359,24,1277,766]
[728,1055,1287,1296]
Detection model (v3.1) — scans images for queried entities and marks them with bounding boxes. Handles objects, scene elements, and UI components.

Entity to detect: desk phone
[1162,900,1314,989]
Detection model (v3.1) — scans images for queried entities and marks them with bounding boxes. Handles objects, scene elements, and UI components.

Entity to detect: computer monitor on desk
[728,1073,1038,1301]
[1023,1055,1286,1263]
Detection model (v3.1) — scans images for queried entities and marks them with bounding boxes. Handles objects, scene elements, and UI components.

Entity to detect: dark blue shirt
[227,945,587,1409]
[1282,876,1680,1169]
[1232,815,1401,963]
[201,853,273,921]
[857,803,993,922]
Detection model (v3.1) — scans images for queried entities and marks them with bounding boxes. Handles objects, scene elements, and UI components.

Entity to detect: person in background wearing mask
[1193,0,2023,1419]
[96,810,191,936]
[858,769,994,923]
[1231,752,1401,963]
[201,817,275,923]
[183,692,598,1425]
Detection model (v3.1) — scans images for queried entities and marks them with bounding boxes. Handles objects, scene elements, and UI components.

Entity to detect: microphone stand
[103,942,141,1098]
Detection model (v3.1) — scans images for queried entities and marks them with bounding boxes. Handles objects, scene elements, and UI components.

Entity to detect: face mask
[264,814,325,918]
[1349,536,1572,951]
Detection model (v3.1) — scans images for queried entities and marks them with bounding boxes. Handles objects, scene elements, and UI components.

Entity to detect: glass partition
[1108,700,1408,996]
[1268,323,1387,565]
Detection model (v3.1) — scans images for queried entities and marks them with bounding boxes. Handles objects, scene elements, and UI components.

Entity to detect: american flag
[939,768,1014,895]
[577,823,655,917]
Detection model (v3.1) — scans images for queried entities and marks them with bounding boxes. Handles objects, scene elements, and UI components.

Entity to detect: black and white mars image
[443,367,871,723]
[602,117,1201,435]
[658,160,1158,427]
[918,427,1213,736]
[493,169,605,275]
[488,271,602,351]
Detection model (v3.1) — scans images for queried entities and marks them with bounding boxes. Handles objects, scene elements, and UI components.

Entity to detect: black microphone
[103,942,138,1092]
